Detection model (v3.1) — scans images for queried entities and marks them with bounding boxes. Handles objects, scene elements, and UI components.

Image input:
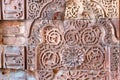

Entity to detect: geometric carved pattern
[29,17,119,79]
[36,43,61,70]
[53,70,107,80]
[26,0,65,19]
[33,19,109,79]
[64,29,79,46]
[27,19,64,71]
[0,0,65,20]
[110,45,120,71]
[65,0,80,19]
[26,0,41,19]
[65,0,119,19]
[0,0,119,80]
[79,26,101,45]
[61,46,84,68]
[44,27,63,48]
[0,0,119,20]
[85,45,105,70]
[37,70,54,80]
[110,45,120,80]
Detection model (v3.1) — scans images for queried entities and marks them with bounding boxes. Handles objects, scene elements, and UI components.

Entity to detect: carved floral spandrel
[65,0,119,19]
[26,0,65,19]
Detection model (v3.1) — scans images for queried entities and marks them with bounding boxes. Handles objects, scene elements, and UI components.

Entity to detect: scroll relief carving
[26,0,65,19]
[110,45,120,80]
[27,19,64,71]
[0,0,119,80]
[65,0,119,19]
[28,18,117,80]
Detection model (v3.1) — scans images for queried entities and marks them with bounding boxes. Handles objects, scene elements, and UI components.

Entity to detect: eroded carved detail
[3,46,25,69]
[65,0,119,19]
[36,43,61,70]
[85,45,105,70]
[54,70,107,80]
[36,70,54,80]
[26,0,41,19]
[61,46,84,68]
[0,0,119,79]
[79,26,101,46]
[64,29,79,46]
[0,69,36,80]
[110,45,120,80]
[26,0,65,19]
[27,19,64,71]
[44,26,64,49]
[2,0,24,20]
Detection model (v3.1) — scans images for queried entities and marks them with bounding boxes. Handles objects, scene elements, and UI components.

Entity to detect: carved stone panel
[0,69,36,80]
[26,0,65,19]
[27,19,64,71]
[3,46,25,69]
[1,0,25,20]
[0,21,26,45]
[0,0,119,80]
[65,0,119,19]
[34,18,119,80]
[110,45,120,80]
[26,0,41,19]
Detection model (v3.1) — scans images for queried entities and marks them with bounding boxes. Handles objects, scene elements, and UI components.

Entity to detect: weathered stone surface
[3,46,25,69]
[1,0,25,20]
[0,69,36,80]
[0,21,26,45]
[65,0,119,19]
[0,0,119,80]
[26,0,65,19]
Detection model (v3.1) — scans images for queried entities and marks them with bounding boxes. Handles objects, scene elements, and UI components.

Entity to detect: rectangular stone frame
[3,46,25,69]
[1,0,25,20]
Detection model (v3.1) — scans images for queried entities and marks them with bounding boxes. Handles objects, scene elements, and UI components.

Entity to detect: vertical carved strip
[110,45,120,80]
[0,46,3,68]
[26,0,41,19]
[0,1,1,20]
